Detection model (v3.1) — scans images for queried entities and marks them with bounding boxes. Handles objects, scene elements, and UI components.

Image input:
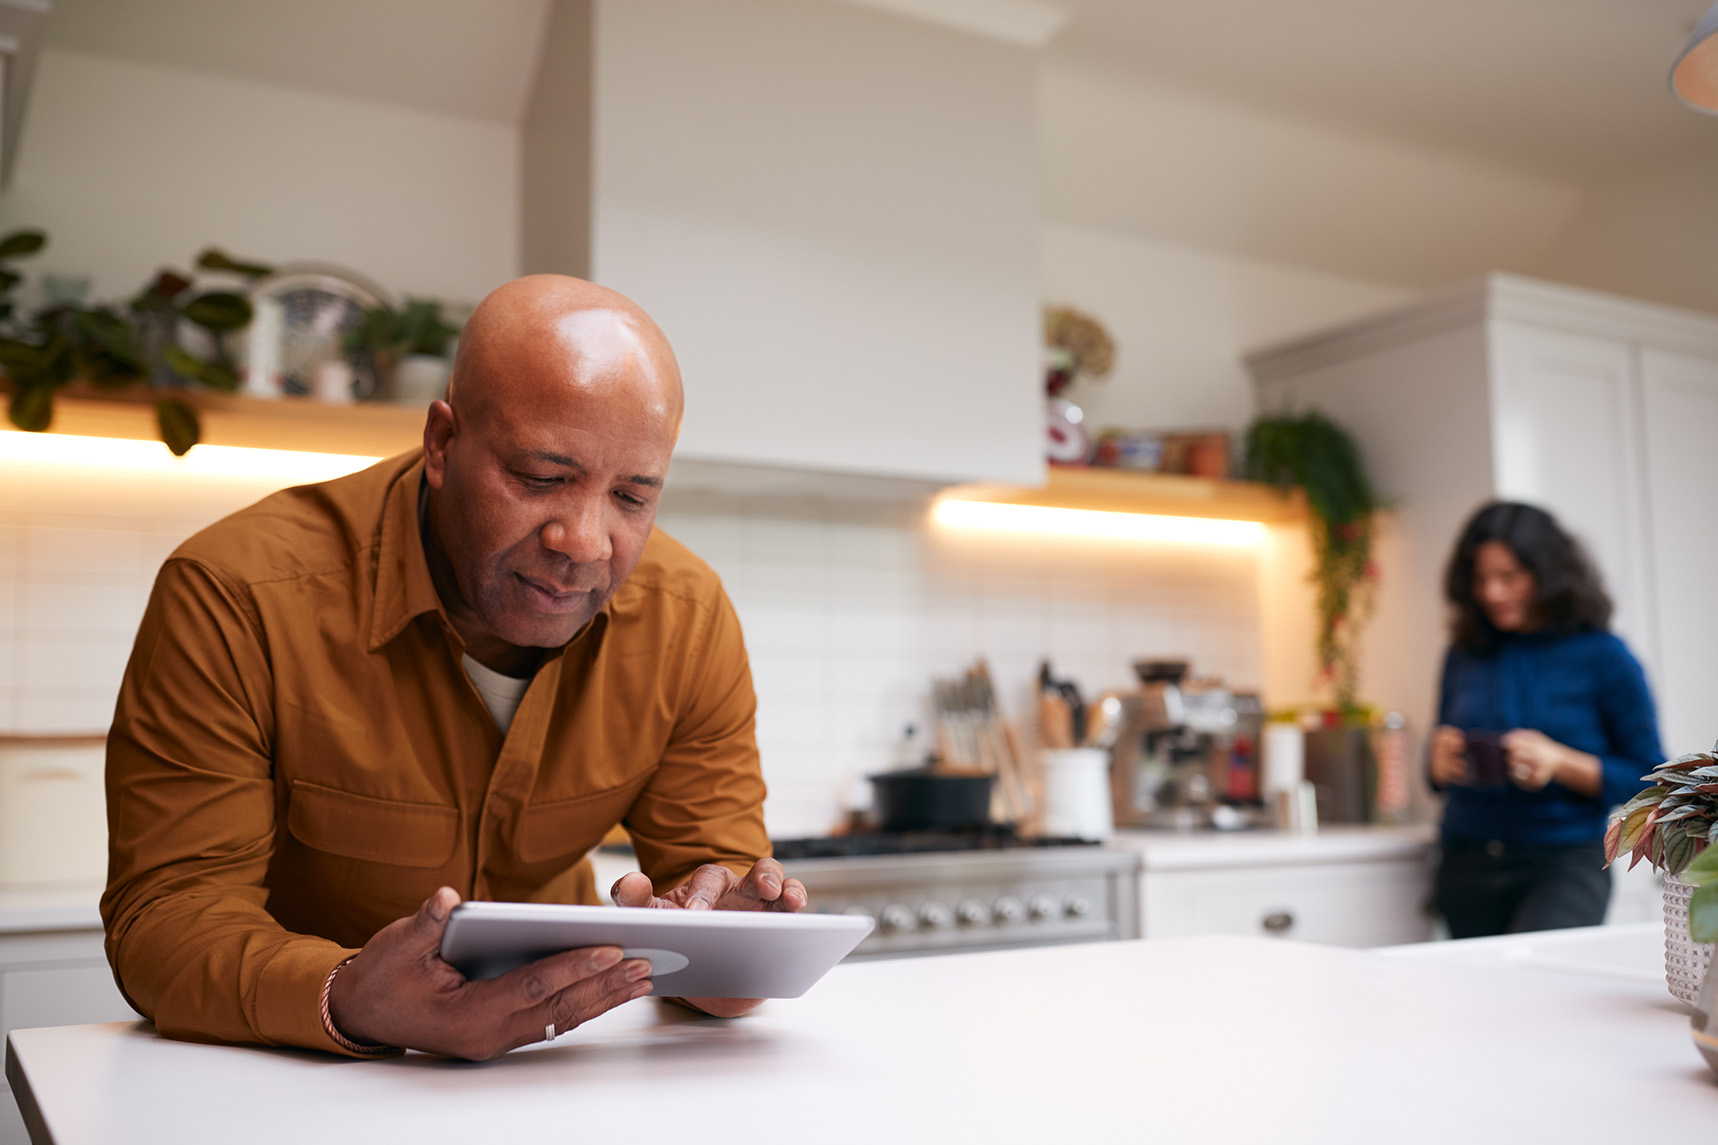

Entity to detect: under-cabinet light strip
[0,429,381,483]
[931,498,1267,547]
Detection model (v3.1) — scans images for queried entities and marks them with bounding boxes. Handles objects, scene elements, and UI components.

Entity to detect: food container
[1040,748,1114,840]
[868,768,995,832]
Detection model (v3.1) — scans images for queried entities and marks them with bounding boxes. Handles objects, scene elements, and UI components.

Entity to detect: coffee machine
[1108,661,1264,830]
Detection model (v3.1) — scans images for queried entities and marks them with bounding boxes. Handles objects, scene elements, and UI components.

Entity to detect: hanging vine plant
[1243,410,1381,713]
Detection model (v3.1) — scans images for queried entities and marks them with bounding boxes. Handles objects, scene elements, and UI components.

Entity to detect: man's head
[421,275,683,668]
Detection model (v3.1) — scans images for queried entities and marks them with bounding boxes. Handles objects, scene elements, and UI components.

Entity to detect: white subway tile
[17,636,135,693]
[13,693,117,735]
[23,523,146,583]
[19,582,147,636]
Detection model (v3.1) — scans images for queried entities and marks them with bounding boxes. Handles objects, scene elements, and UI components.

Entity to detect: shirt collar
[368,454,446,652]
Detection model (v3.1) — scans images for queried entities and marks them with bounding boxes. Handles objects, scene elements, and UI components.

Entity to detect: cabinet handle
[1261,911,1294,935]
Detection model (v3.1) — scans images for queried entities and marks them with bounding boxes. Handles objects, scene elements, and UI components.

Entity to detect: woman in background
[1430,501,1661,938]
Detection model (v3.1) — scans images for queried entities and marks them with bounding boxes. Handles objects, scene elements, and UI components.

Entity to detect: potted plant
[0,231,273,454]
[1242,410,1381,714]
[344,298,459,403]
[1605,749,1718,1003]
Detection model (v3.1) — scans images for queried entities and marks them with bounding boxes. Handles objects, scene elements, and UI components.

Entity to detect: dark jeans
[1434,840,1611,939]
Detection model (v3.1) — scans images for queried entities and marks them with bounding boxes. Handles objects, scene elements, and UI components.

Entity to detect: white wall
[1036,61,1582,292]
[0,47,521,308]
[1040,221,1409,435]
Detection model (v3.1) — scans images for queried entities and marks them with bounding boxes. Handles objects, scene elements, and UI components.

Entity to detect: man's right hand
[327,887,653,1060]
[1429,725,1470,787]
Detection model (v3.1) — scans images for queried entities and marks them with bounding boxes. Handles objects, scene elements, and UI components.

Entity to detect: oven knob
[879,904,917,935]
[956,898,991,927]
[992,895,1025,924]
[1028,894,1059,922]
[1065,895,1092,918]
[919,902,953,930]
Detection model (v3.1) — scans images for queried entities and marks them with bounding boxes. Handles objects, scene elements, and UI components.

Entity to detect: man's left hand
[610,858,808,1018]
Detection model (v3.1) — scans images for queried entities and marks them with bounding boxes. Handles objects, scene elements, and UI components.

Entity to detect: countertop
[1111,822,1436,871]
[0,887,102,935]
[9,923,1712,1144]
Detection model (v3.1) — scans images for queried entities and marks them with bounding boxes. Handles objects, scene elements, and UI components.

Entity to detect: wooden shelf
[941,465,1303,523]
[9,388,427,458]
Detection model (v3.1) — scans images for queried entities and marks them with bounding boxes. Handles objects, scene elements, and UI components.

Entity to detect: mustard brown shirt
[101,451,769,1054]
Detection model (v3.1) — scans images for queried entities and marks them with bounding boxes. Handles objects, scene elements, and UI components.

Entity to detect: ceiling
[1044,0,1718,181]
[41,0,551,123]
[41,0,1718,184]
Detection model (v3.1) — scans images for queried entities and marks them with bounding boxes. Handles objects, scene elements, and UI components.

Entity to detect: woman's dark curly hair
[1445,501,1612,653]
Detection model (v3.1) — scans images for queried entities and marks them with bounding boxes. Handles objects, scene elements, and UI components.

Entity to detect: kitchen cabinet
[1115,826,1437,946]
[0,891,132,1145]
[1246,274,1718,758]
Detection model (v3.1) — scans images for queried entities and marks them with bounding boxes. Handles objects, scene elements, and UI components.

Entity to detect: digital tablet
[439,902,874,999]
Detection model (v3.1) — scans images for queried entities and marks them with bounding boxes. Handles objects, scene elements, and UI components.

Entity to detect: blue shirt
[1436,629,1662,846]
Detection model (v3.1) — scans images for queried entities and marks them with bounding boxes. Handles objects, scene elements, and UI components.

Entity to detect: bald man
[102,276,801,1061]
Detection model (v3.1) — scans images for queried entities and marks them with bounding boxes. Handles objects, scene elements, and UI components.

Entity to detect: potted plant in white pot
[1604,748,1718,1004]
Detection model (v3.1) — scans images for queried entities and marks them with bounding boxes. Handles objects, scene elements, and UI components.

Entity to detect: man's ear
[422,400,456,490]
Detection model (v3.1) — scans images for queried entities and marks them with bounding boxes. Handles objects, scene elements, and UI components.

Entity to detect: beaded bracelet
[318,956,398,1056]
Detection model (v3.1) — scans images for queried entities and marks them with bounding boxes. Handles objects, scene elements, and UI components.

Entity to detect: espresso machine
[1107,661,1264,830]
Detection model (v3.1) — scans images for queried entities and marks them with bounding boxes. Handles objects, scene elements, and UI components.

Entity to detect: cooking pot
[868,768,995,832]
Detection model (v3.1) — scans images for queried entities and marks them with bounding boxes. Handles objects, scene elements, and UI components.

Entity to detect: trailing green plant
[1243,410,1380,711]
[1605,749,1718,941]
[0,235,273,454]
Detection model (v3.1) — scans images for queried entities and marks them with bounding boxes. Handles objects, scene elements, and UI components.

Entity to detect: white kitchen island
[8,925,1714,1144]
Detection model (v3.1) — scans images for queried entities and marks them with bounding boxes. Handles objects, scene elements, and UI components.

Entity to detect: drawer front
[1142,858,1434,947]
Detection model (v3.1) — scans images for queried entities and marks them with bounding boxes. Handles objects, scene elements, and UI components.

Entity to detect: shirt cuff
[252,939,397,1057]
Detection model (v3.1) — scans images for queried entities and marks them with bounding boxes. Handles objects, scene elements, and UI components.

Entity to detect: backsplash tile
[0,458,1265,839]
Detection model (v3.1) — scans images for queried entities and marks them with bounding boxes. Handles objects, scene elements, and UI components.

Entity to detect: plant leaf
[1603,815,1624,864]
[1665,828,1698,878]
[0,229,46,259]
[162,345,205,384]
[1690,883,1718,945]
[194,247,273,278]
[1684,844,1718,886]
[179,291,251,332]
[155,398,199,456]
[5,384,52,431]
[1618,804,1656,854]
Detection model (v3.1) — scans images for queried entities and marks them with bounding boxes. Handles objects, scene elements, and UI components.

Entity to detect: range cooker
[773,831,1142,959]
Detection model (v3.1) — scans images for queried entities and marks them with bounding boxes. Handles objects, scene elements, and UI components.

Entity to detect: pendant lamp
[1671,2,1718,113]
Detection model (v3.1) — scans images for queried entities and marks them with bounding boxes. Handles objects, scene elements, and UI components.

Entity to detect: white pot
[1663,874,1717,1006]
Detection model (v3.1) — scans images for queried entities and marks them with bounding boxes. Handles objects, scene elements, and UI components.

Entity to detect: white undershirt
[462,654,533,735]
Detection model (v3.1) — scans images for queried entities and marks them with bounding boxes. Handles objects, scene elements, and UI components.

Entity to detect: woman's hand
[1429,725,1469,787]
[1501,729,1601,797]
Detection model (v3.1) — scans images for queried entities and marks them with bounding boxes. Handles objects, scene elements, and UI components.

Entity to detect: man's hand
[610,858,808,1018]
[327,886,654,1060]
[1429,725,1469,787]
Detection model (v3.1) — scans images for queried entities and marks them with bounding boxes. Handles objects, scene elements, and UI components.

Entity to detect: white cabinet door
[1141,859,1433,947]
[1638,348,1718,756]
[1488,324,1655,671]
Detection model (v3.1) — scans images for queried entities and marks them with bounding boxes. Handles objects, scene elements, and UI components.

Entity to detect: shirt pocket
[287,779,459,868]
[518,774,652,865]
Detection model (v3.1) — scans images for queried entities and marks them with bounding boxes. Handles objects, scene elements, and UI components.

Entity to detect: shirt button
[1485,840,1505,859]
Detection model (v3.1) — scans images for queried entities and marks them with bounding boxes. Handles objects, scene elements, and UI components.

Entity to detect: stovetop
[771,830,1100,861]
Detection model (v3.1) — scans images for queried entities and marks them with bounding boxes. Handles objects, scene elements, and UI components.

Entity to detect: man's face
[423,318,678,656]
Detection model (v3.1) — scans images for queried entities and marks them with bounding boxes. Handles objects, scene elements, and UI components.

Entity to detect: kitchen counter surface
[9,924,1712,1143]
[1111,822,1436,870]
[0,887,102,934]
